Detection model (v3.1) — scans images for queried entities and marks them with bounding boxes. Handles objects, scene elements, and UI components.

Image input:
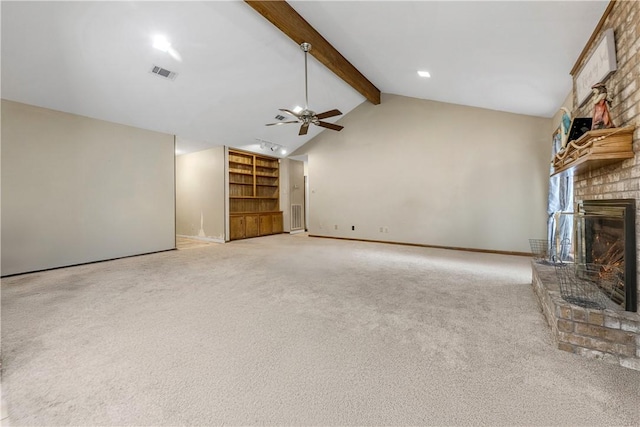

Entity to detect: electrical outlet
[334,225,338,230]
[384,226,389,233]
[352,225,355,231]
[379,227,384,232]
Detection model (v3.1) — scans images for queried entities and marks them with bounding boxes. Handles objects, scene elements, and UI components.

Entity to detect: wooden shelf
[231,211,282,215]
[230,196,278,199]
[228,149,282,240]
[229,169,253,175]
[552,126,635,176]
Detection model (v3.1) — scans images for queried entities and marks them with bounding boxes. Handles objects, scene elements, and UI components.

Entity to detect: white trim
[289,230,307,235]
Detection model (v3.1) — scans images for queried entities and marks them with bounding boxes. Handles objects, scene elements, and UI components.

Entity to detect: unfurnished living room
[2,1,640,426]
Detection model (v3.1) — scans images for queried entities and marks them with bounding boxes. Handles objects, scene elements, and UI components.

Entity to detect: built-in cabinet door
[272,212,283,234]
[245,215,260,238]
[229,212,284,241]
[259,215,273,235]
[229,215,245,240]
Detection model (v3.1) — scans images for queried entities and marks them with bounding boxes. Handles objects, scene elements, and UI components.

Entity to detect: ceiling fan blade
[316,121,344,131]
[299,123,310,136]
[315,109,342,120]
[280,109,301,118]
[266,121,299,126]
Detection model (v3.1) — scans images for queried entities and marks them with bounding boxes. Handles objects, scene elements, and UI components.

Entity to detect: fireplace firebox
[575,199,636,312]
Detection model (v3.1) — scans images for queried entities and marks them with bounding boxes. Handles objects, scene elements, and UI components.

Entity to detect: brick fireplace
[571,0,640,317]
[532,0,640,370]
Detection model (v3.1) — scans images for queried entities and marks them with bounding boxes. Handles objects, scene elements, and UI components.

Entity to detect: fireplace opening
[576,199,636,312]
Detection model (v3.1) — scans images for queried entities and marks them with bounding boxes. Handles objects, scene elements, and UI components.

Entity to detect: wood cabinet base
[230,212,283,241]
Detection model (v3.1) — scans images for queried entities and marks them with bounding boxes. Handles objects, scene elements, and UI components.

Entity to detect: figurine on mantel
[591,82,615,130]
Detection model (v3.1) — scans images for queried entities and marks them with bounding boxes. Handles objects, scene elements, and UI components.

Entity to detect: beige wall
[289,159,305,231]
[280,158,291,232]
[294,93,551,253]
[175,147,225,241]
[279,158,305,232]
[1,100,175,276]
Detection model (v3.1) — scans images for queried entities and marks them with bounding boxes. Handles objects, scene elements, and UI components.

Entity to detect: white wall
[175,146,226,241]
[294,94,551,253]
[1,100,176,276]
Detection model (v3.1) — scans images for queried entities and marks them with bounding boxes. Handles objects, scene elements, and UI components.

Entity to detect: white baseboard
[289,229,307,235]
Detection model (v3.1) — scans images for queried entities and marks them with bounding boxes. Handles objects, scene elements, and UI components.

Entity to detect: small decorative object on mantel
[560,107,571,148]
[567,117,592,143]
[591,82,615,130]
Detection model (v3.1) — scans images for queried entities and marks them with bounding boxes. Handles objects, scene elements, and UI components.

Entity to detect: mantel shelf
[552,126,635,176]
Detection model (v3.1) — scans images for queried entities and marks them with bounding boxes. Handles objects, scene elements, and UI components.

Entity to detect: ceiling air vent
[150,65,177,80]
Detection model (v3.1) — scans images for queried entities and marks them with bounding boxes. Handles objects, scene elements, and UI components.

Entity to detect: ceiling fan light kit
[265,42,344,135]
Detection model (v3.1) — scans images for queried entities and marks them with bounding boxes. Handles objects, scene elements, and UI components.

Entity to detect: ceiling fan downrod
[301,42,311,111]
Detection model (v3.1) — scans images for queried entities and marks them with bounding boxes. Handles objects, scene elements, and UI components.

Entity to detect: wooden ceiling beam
[245,0,381,105]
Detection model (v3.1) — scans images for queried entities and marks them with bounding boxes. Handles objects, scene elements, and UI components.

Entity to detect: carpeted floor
[2,234,639,425]
[176,236,215,250]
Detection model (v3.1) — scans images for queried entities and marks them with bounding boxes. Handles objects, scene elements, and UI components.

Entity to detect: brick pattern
[572,0,640,314]
[532,262,640,370]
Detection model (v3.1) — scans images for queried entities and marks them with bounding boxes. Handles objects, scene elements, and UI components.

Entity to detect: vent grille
[150,65,177,80]
[291,204,303,230]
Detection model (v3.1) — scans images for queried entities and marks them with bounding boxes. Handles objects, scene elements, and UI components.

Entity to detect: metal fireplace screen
[575,199,636,312]
[529,239,549,264]
[555,262,624,310]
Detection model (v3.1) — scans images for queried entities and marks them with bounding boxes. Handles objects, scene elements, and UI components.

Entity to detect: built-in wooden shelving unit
[552,126,635,176]
[228,149,283,240]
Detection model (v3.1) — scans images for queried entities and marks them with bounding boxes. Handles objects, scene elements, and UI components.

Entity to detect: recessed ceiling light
[281,149,287,155]
[293,106,303,113]
[417,70,431,78]
[153,35,171,52]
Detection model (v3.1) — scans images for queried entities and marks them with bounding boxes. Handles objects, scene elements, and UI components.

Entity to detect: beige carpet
[2,234,639,425]
[176,236,216,250]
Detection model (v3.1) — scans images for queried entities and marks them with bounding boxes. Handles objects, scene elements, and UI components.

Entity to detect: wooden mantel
[552,126,635,176]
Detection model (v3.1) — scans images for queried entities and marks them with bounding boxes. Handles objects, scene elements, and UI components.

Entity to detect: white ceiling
[1,1,608,157]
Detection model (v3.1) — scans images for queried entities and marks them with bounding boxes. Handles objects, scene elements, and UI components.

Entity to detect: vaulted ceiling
[1,1,609,156]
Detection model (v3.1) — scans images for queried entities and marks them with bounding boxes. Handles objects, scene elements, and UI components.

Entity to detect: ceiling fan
[266,42,343,136]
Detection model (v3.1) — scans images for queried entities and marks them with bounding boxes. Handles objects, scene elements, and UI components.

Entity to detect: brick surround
[571,0,640,312]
